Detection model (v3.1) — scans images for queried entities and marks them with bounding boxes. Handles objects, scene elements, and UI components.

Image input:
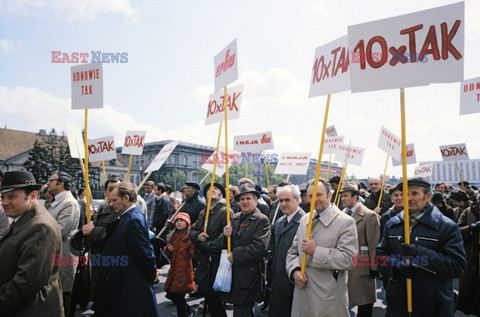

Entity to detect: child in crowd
[164,212,196,317]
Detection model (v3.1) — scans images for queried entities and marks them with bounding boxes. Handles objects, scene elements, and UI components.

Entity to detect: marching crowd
[0,169,479,317]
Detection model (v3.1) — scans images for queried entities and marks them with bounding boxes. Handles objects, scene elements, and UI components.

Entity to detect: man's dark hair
[104,175,122,191]
[435,182,445,188]
[156,183,166,193]
[53,170,73,190]
[278,181,291,187]
[165,184,173,194]
[112,182,137,203]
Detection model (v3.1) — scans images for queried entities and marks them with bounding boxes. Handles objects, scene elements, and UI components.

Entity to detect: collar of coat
[308,204,342,227]
[3,204,45,237]
[387,203,443,231]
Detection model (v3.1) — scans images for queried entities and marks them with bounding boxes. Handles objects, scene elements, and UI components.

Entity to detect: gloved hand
[470,221,480,233]
[393,263,415,279]
[401,243,418,256]
[369,269,379,279]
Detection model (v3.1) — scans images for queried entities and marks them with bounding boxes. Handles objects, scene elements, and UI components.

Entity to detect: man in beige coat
[46,171,80,315]
[340,182,380,317]
[286,179,358,317]
[0,171,64,316]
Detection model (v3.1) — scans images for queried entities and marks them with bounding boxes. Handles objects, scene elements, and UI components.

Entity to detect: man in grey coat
[286,179,358,317]
[46,171,80,315]
[268,184,305,317]
[0,170,64,316]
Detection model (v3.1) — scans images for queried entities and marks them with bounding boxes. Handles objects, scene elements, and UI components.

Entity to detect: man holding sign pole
[286,179,357,317]
[376,178,465,316]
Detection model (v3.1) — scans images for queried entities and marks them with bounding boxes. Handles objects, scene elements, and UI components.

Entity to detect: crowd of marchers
[0,169,479,317]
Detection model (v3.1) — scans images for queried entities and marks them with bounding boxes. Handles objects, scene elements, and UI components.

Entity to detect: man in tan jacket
[0,171,63,316]
[340,182,380,317]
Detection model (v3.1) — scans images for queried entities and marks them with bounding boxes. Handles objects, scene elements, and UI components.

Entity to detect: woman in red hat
[164,212,196,317]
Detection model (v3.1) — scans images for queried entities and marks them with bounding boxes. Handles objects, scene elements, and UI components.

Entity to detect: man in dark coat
[151,182,172,236]
[181,181,206,225]
[0,170,64,316]
[380,184,403,238]
[364,177,392,215]
[238,178,270,216]
[268,185,305,317]
[376,178,466,317]
[431,191,455,221]
[190,182,232,317]
[457,201,480,315]
[221,185,271,317]
[94,182,158,317]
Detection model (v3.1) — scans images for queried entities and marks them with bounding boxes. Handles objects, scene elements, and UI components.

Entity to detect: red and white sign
[88,136,116,162]
[414,163,434,178]
[205,84,243,126]
[121,131,146,156]
[309,35,350,97]
[71,63,103,109]
[460,76,480,115]
[348,2,464,92]
[65,121,84,159]
[324,135,344,154]
[326,125,338,137]
[335,143,365,166]
[439,143,469,161]
[145,141,178,173]
[233,131,274,153]
[214,39,238,92]
[378,126,402,161]
[201,147,241,177]
[275,153,311,175]
[392,143,417,166]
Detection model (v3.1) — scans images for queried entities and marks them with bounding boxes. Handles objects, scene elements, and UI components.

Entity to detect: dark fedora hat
[397,177,431,191]
[234,185,260,202]
[457,181,470,186]
[203,182,226,198]
[339,182,359,195]
[185,181,200,191]
[0,170,42,193]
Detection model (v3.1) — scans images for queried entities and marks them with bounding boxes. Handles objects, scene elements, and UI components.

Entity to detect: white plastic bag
[213,250,232,292]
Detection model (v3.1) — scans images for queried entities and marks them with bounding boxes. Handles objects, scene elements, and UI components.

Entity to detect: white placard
[233,131,274,153]
[335,143,365,166]
[275,153,311,175]
[326,125,338,137]
[88,136,116,162]
[439,143,469,161]
[201,147,241,177]
[65,121,84,159]
[145,141,178,173]
[205,84,243,126]
[324,135,344,154]
[348,2,464,92]
[214,39,238,92]
[378,126,402,161]
[392,143,417,166]
[71,63,103,109]
[414,163,434,178]
[121,131,146,156]
[460,76,480,115]
[309,35,351,97]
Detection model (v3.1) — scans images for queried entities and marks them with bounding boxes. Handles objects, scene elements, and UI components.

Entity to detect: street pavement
[76,265,468,316]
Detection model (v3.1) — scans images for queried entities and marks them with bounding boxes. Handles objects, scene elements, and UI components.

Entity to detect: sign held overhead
[214,39,238,92]
[71,63,103,109]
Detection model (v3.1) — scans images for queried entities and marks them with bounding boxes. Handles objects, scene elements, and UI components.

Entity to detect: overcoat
[47,190,80,292]
[94,205,158,317]
[342,203,380,306]
[286,204,358,317]
[0,205,64,317]
[164,230,196,294]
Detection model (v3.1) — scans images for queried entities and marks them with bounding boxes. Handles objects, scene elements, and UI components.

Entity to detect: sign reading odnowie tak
[214,39,238,93]
[71,63,103,109]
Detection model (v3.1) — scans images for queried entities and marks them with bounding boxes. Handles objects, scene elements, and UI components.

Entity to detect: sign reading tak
[460,76,480,115]
[414,163,434,178]
[378,126,402,161]
[348,2,464,92]
[205,84,243,125]
[71,63,103,109]
[439,143,469,161]
[121,131,146,156]
[88,136,116,162]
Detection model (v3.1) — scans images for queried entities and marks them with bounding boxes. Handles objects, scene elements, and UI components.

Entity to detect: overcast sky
[1,0,479,179]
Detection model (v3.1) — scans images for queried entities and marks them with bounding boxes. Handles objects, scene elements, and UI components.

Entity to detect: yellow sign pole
[83,109,91,224]
[400,88,412,313]
[263,150,271,189]
[377,154,390,208]
[301,94,331,276]
[101,160,107,183]
[326,153,332,180]
[454,161,466,191]
[334,164,348,207]
[203,121,223,234]
[126,154,133,182]
[223,86,232,253]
